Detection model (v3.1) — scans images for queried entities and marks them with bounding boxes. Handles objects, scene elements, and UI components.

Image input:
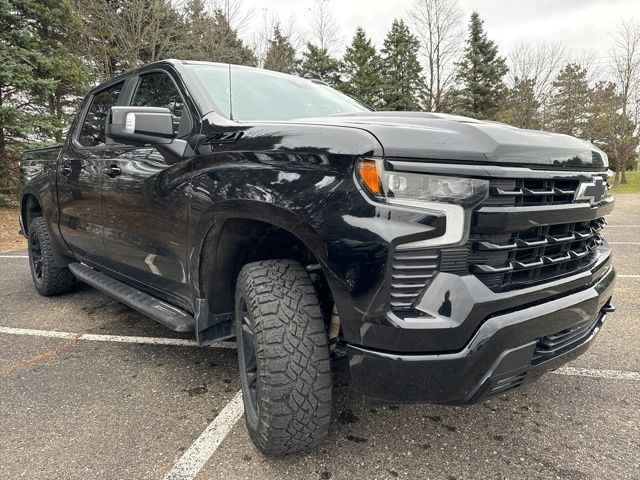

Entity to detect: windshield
[189,64,370,122]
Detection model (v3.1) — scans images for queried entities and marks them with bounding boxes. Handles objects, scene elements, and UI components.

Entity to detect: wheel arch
[193,201,338,320]
[21,193,43,235]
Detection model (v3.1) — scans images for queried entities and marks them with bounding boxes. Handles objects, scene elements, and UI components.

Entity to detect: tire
[27,217,76,296]
[235,259,332,455]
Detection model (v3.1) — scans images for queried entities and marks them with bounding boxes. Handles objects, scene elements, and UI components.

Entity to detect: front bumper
[347,262,615,405]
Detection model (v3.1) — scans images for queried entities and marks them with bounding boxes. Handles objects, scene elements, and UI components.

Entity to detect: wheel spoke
[30,234,44,280]
[239,298,259,412]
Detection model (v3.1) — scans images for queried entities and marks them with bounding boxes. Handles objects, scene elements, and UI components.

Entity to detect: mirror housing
[106,106,175,146]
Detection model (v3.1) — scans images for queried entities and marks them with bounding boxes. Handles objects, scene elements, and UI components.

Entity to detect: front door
[100,70,193,304]
[57,81,125,264]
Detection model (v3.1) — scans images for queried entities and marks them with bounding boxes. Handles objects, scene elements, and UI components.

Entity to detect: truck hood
[296,111,607,169]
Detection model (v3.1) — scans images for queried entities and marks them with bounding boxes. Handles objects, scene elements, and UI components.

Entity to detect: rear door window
[78,82,124,147]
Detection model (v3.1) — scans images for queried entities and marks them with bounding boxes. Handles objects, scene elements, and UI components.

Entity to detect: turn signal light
[357,159,382,196]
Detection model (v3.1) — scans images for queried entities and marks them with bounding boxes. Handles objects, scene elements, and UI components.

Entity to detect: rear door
[57,81,125,264]
[99,69,194,305]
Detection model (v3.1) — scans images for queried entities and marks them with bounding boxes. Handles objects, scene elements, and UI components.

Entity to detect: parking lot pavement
[200,373,639,480]
[1,194,639,480]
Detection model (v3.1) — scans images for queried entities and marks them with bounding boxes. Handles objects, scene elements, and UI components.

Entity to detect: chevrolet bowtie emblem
[574,177,606,205]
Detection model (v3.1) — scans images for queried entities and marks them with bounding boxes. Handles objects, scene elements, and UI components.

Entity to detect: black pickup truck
[20,59,616,455]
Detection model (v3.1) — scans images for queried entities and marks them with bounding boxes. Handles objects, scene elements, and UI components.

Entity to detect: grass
[610,171,640,194]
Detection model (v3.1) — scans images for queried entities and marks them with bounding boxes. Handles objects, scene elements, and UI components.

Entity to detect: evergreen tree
[448,12,508,119]
[0,0,89,189]
[584,81,639,171]
[547,63,591,137]
[75,0,188,81]
[379,19,423,111]
[193,8,256,66]
[341,27,383,108]
[497,77,541,129]
[264,25,297,74]
[299,43,341,87]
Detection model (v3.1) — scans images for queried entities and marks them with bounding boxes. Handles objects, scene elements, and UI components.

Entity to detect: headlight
[357,158,489,207]
[356,158,489,248]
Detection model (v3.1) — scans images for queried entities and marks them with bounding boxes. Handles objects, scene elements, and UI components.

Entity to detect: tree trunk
[0,87,5,163]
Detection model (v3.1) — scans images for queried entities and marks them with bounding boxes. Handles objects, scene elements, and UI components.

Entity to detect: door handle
[60,163,72,176]
[105,165,121,178]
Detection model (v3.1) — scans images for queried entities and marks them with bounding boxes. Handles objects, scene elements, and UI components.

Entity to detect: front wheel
[235,260,332,455]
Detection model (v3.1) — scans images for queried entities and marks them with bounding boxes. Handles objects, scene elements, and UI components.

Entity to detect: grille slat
[533,314,600,364]
[489,373,527,396]
[389,249,440,309]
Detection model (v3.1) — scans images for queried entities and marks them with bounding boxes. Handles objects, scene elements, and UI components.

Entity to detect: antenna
[228,62,234,121]
[225,0,234,121]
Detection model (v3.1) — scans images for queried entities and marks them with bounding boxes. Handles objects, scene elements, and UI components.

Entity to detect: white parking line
[618,275,640,278]
[0,255,28,258]
[0,326,236,349]
[553,366,640,381]
[157,364,640,480]
[605,225,640,227]
[609,242,640,245]
[163,390,244,480]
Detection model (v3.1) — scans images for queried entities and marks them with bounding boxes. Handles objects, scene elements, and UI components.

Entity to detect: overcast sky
[238,0,640,69]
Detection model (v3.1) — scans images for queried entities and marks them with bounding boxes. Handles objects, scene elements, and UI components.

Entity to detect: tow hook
[602,303,616,313]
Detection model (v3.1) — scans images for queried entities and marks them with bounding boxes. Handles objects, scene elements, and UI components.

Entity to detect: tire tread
[236,259,331,455]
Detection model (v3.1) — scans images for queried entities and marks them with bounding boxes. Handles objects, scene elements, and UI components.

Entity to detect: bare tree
[508,42,566,127]
[210,0,251,34]
[610,16,640,183]
[308,0,340,53]
[251,9,302,68]
[76,0,186,81]
[408,0,463,111]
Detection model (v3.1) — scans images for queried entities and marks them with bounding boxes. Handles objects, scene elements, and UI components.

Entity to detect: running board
[68,263,195,332]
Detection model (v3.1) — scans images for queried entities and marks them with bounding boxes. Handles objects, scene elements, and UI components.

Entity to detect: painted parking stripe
[618,275,640,278]
[163,390,244,480]
[553,366,640,381]
[157,365,640,480]
[0,255,28,258]
[605,225,640,227]
[0,326,236,349]
[609,242,640,245]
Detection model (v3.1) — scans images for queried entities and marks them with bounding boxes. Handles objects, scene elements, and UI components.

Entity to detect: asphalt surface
[1,195,639,480]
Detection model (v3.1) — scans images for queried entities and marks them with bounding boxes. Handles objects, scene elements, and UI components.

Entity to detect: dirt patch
[0,208,26,252]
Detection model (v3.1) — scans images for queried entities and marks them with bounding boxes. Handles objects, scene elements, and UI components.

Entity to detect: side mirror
[106,106,175,146]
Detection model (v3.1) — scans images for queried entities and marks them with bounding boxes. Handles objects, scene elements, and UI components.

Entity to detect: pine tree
[497,78,541,129]
[547,63,591,137]
[448,12,508,119]
[263,25,297,74]
[75,0,189,81]
[0,0,89,190]
[341,27,383,107]
[379,19,423,111]
[584,81,639,172]
[299,43,341,87]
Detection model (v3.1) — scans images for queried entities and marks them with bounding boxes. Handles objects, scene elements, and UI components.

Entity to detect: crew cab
[19,59,616,455]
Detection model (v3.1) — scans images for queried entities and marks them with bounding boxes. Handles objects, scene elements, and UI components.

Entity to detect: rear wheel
[235,259,332,455]
[28,217,76,296]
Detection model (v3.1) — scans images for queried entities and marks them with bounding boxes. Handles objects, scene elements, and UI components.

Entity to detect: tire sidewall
[234,281,261,433]
[27,221,44,291]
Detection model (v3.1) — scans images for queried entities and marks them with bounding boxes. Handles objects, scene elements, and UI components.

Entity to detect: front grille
[488,372,527,397]
[389,249,439,309]
[388,173,611,310]
[468,218,606,291]
[484,178,580,207]
[532,314,601,364]
[443,175,610,293]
